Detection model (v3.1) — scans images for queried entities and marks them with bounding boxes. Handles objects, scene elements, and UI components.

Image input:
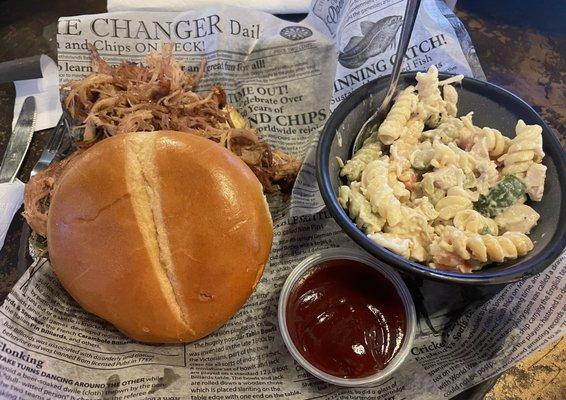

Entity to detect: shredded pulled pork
[23,151,83,237]
[24,44,301,236]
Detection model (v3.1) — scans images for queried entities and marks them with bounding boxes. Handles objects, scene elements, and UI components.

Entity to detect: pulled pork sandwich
[47,131,273,343]
[24,44,301,237]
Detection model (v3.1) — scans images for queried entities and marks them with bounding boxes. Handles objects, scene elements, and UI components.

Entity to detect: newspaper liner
[1,1,564,399]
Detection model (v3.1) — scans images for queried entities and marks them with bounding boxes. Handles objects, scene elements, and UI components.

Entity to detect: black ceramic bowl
[317,72,566,285]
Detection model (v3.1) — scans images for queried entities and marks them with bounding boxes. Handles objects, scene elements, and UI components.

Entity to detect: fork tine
[30,115,66,178]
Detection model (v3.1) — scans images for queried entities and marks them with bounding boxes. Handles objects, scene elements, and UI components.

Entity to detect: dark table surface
[0,0,564,398]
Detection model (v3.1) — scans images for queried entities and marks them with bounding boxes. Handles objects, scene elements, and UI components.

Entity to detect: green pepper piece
[474,175,527,218]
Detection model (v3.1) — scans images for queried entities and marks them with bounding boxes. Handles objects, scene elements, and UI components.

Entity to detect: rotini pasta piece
[421,174,445,206]
[388,169,411,201]
[469,134,490,160]
[391,137,416,161]
[423,165,465,190]
[398,205,434,235]
[390,119,422,162]
[429,240,484,272]
[368,232,411,259]
[442,84,458,117]
[494,204,539,234]
[429,252,484,273]
[479,127,510,158]
[433,226,533,264]
[389,158,413,186]
[396,120,427,191]
[499,120,544,176]
[415,65,446,127]
[412,138,475,179]
[390,158,415,186]
[516,120,544,160]
[458,112,481,149]
[340,142,382,182]
[412,197,439,220]
[456,112,509,158]
[338,185,349,209]
[361,159,402,226]
[432,221,448,237]
[430,143,477,188]
[430,141,476,175]
[501,231,534,255]
[377,87,418,145]
[385,206,435,261]
[410,141,435,170]
[454,209,499,235]
[523,163,547,201]
[431,141,460,168]
[435,195,472,220]
[406,118,425,138]
[446,186,479,202]
[390,129,420,183]
[338,184,385,234]
[409,241,428,262]
[422,117,464,144]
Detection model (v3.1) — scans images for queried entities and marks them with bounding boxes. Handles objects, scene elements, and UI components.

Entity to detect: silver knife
[0,96,36,183]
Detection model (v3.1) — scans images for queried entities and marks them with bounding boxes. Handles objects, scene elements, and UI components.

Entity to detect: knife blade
[0,96,36,183]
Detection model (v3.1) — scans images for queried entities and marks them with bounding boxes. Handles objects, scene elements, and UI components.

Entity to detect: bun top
[47,131,273,343]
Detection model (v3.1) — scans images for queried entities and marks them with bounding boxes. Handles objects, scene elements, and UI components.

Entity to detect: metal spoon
[351,0,422,156]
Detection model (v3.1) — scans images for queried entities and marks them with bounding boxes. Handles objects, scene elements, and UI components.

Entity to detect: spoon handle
[378,0,422,119]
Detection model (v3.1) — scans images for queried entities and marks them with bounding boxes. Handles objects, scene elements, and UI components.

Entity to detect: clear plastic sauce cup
[278,248,416,387]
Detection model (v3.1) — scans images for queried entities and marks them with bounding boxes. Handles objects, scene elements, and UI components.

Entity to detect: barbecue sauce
[286,259,406,379]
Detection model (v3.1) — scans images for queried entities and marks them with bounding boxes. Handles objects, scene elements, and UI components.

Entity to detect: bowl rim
[316,71,566,285]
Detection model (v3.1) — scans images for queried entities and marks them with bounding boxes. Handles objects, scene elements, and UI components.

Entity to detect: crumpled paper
[0,179,25,249]
[107,0,311,14]
[12,55,62,132]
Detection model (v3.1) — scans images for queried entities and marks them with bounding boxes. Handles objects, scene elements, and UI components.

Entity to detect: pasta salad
[338,66,546,273]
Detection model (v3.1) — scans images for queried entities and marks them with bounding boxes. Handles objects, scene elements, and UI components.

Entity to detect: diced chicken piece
[523,163,547,201]
[495,204,540,234]
[368,233,411,258]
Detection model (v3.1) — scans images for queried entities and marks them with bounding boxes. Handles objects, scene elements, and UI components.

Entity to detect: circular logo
[280,26,313,41]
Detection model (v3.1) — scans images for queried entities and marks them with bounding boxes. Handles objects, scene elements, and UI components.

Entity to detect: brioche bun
[47,131,273,343]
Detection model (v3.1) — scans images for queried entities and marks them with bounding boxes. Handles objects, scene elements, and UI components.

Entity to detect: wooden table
[455,3,565,398]
[0,0,564,398]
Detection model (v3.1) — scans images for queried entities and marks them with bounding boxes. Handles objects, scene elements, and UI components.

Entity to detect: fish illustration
[338,15,403,69]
